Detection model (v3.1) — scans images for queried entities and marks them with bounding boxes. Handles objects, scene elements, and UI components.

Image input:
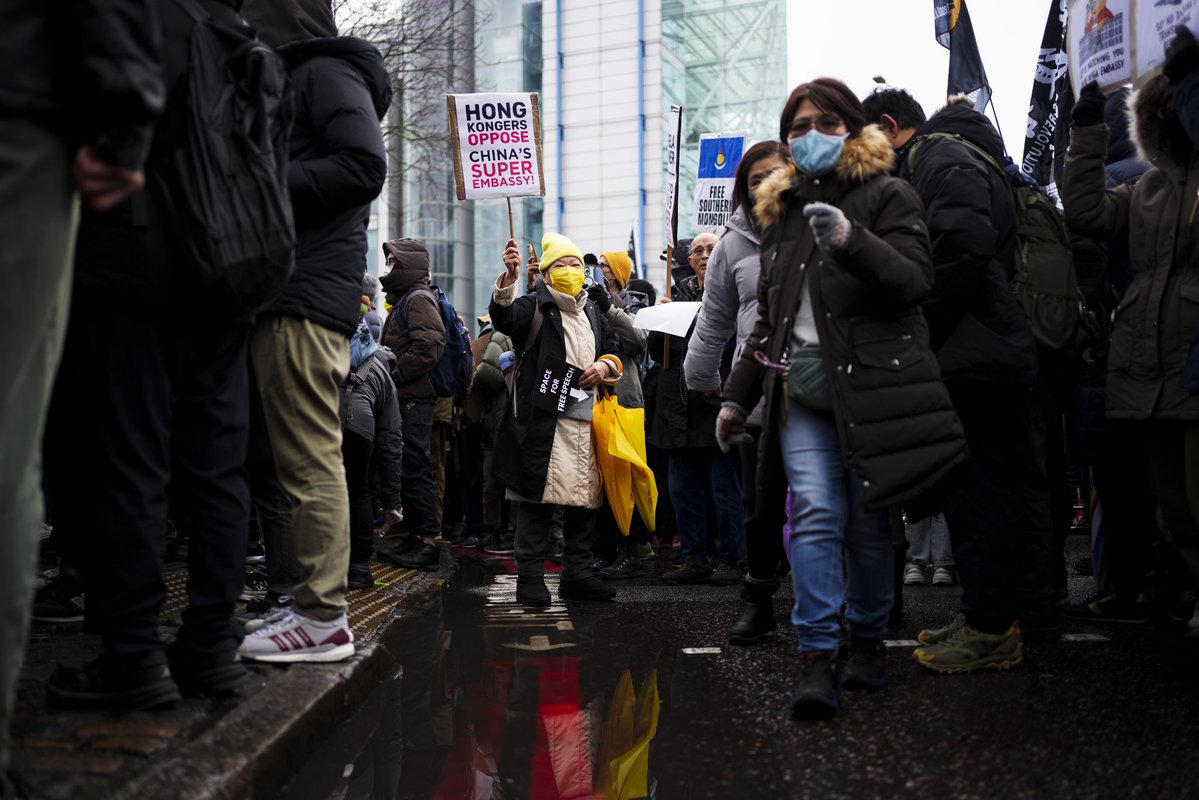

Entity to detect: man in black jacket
[865,89,1040,673]
[42,0,295,715]
[240,0,391,663]
[0,0,161,778]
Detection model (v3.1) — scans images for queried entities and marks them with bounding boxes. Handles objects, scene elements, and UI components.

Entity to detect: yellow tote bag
[593,390,658,535]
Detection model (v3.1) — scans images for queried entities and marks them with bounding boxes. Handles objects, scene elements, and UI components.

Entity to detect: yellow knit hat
[601,251,634,289]
[540,232,583,272]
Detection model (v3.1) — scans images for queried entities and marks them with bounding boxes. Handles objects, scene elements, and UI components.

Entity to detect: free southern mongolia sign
[447,93,546,201]
[691,132,748,231]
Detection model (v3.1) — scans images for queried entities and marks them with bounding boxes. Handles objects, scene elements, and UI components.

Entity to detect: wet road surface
[279,537,1199,799]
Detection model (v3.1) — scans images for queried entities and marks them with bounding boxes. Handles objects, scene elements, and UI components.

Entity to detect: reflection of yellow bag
[593,391,658,534]
[596,669,661,800]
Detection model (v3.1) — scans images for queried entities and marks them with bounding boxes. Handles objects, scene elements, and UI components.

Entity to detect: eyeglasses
[789,115,845,137]
[690,244,716,256]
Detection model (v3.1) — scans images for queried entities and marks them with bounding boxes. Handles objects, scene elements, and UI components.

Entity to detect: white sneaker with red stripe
[238,610,355,663]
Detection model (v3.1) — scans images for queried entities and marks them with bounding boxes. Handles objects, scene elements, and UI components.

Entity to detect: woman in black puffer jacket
[719,78,966,720]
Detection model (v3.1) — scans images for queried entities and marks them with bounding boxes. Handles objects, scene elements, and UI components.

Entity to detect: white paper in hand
[632,302,702,337]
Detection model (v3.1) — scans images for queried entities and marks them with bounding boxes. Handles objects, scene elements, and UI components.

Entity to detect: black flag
[1022,0,1075,196]
[935,0,992,111]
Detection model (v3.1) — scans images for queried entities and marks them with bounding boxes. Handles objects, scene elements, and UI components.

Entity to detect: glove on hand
[715,405,752,455]
[803,203,852,251]
[587,283,612,314]
[1071,81,1107,128]
[1166,25,1199,84]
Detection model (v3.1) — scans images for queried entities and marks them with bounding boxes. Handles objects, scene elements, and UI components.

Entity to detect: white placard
[1069,0,1133,93]
[631,301,702,337]
[1137,0,1199,77]
[447,92,545,201]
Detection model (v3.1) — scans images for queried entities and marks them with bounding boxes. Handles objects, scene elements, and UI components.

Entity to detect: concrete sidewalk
[10,546,451,800]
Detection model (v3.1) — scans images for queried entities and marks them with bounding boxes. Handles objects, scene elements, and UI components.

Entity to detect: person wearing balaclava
[490,233,625,608]
[1061,27,1199,653]
[238,0,391,663]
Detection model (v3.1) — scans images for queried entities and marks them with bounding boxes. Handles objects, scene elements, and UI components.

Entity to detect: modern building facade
[383,0,787,316]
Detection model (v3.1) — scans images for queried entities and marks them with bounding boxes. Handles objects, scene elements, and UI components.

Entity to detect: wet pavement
[284,536,1199,800]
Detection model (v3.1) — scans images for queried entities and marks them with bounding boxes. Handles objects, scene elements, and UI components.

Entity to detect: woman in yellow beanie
[489,233,626,607]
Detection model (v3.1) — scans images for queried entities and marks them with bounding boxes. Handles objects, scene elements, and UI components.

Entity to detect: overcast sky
[786,0,1059,159]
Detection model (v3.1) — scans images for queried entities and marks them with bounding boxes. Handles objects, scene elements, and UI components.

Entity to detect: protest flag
[934,0,992,112]
[1022,0,1075,195]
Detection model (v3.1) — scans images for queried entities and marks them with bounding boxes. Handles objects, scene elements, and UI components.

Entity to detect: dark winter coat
[341,346,402,509]
[1062,77,1199,420]
[488,281,619,504]
[0,0,163,171]
[722,125,968,513]
[899,101,1039,386]
[72,0,238,313]
[647,324,721,450]
[266,36,390,336]
[380,240,447,403]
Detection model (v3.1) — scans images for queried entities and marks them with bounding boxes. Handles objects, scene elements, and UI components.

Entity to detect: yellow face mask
[548,266,585,297]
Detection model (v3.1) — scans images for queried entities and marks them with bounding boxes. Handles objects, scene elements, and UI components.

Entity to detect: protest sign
[1136,0,1199,77]
[1067,0,1199,93]
[664,105,683,251]
[1068,0,1133,93]
[691,132,748,231]
[531,356,592,419]
[447,93,545,201]
[632,302,702,338]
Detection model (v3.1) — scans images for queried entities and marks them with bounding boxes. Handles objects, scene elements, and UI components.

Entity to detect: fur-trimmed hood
[753,125,896,229]
[1129,74,1190,165]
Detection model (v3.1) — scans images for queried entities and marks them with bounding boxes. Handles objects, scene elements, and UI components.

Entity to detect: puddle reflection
[288,556,664,800]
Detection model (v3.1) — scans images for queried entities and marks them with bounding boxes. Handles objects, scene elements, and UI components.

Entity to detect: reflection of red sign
[1085,0,1114,33]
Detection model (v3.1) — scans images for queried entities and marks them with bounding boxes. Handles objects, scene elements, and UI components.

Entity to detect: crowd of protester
[4,2,1199,794]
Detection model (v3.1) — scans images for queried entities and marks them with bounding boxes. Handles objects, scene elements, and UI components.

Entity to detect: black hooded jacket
[0,0,163,170]
[900,100,1038,385]
[266,37,391,336]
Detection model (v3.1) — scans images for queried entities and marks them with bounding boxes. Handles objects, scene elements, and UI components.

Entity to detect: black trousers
[69,309,251,658]
[1012,388,1057,614]
[514,502,598,581]
[940,382,1028,635]
[741,426,788,582]
[344,429,375,567]
[399,401,440,537]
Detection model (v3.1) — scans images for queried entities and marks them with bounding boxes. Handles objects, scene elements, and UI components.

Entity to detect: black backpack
[160,0,296,316]
[907,132,1092,353]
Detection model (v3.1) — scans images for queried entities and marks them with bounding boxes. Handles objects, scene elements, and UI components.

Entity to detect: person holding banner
[1061,28,1199,648]
[684,140,793,641]
[490,233,625,608]
[718,78,966,720]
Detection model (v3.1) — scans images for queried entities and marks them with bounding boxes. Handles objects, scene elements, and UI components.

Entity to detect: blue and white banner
[691,132,748,230]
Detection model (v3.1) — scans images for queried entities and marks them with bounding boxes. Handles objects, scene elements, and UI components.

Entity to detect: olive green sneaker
[917,613,965,645]
[913,623,1023,674]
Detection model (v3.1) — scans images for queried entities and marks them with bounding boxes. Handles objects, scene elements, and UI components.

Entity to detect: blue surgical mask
[788,130,849,177]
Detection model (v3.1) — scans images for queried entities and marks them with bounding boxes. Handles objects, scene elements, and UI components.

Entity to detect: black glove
[1071,81,1106,128]
[1165,25,1199,84]
[587,283,612,314]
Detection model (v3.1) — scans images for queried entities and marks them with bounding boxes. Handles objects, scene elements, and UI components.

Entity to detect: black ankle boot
[728,576,778,646]
[842,635,887,689]
[791,650,841,720]
[558,575,616,602]
[516,576,551,608]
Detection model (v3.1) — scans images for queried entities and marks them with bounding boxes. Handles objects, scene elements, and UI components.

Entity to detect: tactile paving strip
[159,563,420,642]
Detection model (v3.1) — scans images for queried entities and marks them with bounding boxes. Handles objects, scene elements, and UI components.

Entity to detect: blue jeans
[668,447,746,564]
[780,400,893,652]
[905,513,953,567]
